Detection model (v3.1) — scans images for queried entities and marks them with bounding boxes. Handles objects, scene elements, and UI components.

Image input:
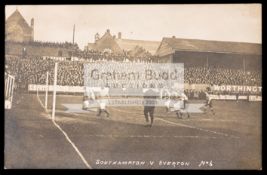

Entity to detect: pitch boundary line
[36,92,48,112]
[36,95,92,169]
[51,119,92,168]
[110,107,240,139]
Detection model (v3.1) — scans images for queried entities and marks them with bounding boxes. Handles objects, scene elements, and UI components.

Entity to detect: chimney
[95,33,100,42]
[107,29,110,34]
[31,18,34,28]
[31,18,34,41]
[118,32,122,39]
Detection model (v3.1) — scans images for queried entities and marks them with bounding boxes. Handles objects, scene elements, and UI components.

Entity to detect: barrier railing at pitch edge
[5,72,15,109]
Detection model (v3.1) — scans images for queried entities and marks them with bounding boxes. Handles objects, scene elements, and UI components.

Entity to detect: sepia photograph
[4,4,262,169]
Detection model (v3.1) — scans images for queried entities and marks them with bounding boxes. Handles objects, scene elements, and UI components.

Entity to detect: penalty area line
[85,134,217,139]
[36,95,92,169]
[157,118,239,139]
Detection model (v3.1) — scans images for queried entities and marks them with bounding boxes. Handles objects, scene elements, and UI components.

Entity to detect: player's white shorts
[174,102,182,110]
[100,102,106,110]
[170,101,183,111]
[164,100,171,108]
[99,99,108,110]
[83,100,89,109]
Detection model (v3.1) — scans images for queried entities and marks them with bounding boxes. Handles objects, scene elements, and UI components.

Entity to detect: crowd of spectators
[6,40,79,50]
[184,67,261,86]
[5,55,261,91]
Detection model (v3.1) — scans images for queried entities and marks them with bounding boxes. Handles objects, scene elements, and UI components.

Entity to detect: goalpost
[45,71,49,110]
[36,62,58,121]
[52,62,58,120]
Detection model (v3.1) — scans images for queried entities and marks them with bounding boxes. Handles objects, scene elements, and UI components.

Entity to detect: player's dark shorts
[206,99,213,108]
[183,100,187,109]
[144,106,155,117]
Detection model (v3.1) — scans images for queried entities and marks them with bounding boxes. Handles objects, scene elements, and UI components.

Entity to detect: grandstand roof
[6,9,32,33]
[156,37,262,57]
[115,38,160,55]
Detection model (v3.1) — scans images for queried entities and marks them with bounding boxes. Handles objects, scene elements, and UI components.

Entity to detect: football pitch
[5,93,261,169]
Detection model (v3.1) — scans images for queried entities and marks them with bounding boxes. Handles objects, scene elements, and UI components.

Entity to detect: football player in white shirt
[83,87,96,110]
[96,85,110,118]
[160,87,171,112]
[168,91,183,119]
[180,92,190,118]
[204,87,215,115]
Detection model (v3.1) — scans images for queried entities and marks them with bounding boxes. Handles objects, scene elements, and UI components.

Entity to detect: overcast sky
[5,4,261,49]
